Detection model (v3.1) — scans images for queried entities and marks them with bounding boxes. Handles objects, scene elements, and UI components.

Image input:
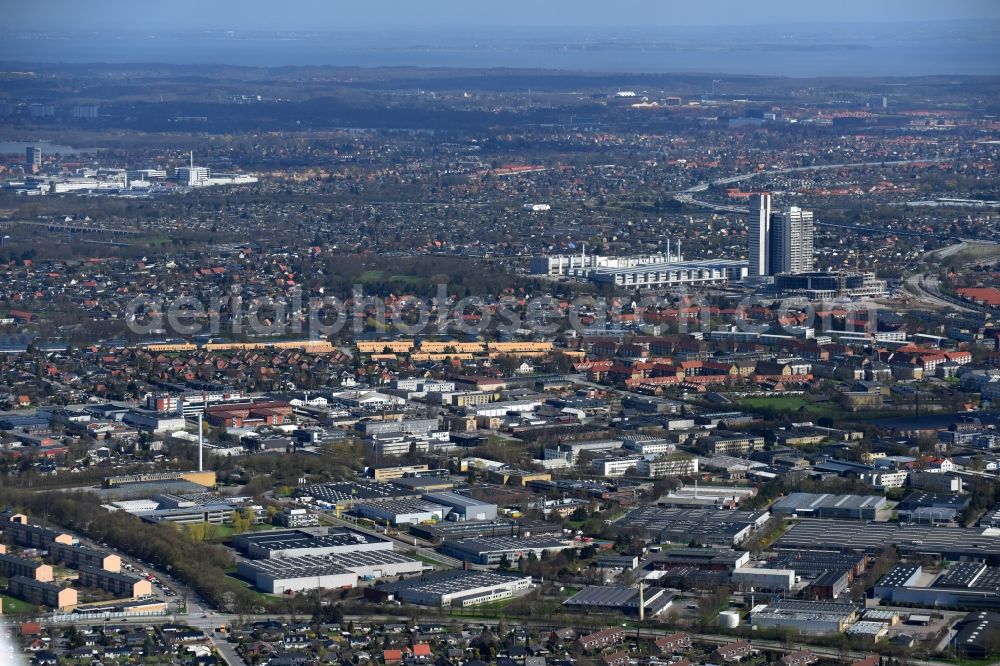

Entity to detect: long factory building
[237,549,423,594]
[232,526,393,560]
[372,569,533,608]
[587,259,749,289]
[775,519,1000,560]
[529,249,748,289]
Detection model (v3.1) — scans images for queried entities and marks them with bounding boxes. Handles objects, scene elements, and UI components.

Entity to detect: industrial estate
[0,6,999,666]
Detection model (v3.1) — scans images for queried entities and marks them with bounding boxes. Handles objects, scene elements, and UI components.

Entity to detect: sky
[6,0,1000,32]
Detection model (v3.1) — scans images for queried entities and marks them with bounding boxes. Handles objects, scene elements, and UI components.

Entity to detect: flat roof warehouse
[775,520,1000,559]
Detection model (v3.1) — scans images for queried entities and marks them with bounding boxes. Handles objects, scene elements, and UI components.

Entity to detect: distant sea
[1,23,998,76]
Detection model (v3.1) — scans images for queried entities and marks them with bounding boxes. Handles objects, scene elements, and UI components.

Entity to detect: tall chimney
[197,411,204,472]
[638,581,645,622]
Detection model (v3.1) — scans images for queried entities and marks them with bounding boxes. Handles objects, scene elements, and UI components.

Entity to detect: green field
[359,269,386,282]
[358,270,426,286]
[387,274,425,285]
[224,572,276,601]
[209,522,275,543]
[936,658,1000,666]
[1,593,35,615]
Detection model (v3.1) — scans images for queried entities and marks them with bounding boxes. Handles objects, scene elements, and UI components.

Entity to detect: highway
[673,158,953,214]
[902,241,999,314]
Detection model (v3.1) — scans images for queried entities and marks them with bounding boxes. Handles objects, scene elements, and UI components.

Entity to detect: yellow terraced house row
[410,352,476,361]
[356,340,415,353]
[417,341,487,353]
[141,340,334,353]
[487,342,553,352]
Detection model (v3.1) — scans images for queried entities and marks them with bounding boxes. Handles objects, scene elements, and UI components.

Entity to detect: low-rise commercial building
[373,569,532,607]
[649,548,751,572]
[618,506,770,546]
[636,455,699,478]
[422,492,496,522]
[776,520,1000,560]
[591,455,644,477]
[699,433,765,456]
[233,527,393,559]
[953,611,1000,658]
[563,585,674,618]
[440,536,575,565]
[750,599,859,634]
[731,567,795,592]
[368,464,430,482]
[274,508,320,528]
[355,499,451,526]
[772,493,887,520]
[237,549,422,594]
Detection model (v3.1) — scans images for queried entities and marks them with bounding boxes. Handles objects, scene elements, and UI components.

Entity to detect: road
[902,241,998,314]
[68,533,209,617]
[673,158,953,215]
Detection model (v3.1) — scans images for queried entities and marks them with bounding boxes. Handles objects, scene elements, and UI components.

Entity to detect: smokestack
[190,150,194,169]
[666,239,671,262]
[639,581,645,622]
[677,239,682,261]
[197,411,204,472]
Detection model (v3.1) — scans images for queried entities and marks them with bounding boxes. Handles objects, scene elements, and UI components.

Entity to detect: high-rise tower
[748,194,814,277]
[25,146,41,173]
[748,193,772,277]
[774,206,814,275]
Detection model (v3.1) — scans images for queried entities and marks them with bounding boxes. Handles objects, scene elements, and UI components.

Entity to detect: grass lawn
[1,593,35,615]
[935,658,1000,666]
[409,552,448,568]
[224,572,277,601]
[387,274,426,286]
[359,269,386,282]
[209,522,275,543]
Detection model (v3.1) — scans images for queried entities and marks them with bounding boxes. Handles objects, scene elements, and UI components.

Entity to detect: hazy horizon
[5,0,1000,31]
[3,1,999,76]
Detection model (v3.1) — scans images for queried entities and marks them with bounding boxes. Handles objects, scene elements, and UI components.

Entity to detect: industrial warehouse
[775,520,1000,559]
[617,506,771,546]
[563,585,675,618]
[232,527,392,559]
[750,599,860,634]
[236,549,423,594]
[371,569,533,607]
[439,535,577,565]
[354,498,451,526]
[872,562,1000,610]
[771,493,888,520]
